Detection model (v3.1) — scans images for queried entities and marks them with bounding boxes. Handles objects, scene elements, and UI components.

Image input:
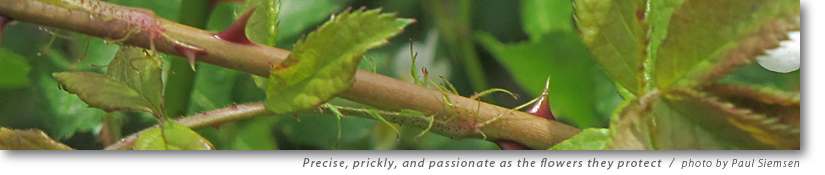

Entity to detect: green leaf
[550,128,610,150]
[245,0,281,46]
[0,127,72,150]
[69,37,121,72]
[705,83,799,130]
[645,0,684,68]
[39,72,105,139]
[653,0,799,89]
[53,72,156,113]
[53,47,165,116]
[573,0,646,95]
[521,0,573,39]
[609,89,799,149]
[265,9,412,114]
[609,92,732,149]
[134,121,214,150]
[0,48,31,89]
[665,89,798,148]
[225,118,280,150]
[106,47,165,115]
[188,64,240,114]
[371,122,400,150]
[278,112,375,149]
[477,33,550,96]
[477,32,607,128]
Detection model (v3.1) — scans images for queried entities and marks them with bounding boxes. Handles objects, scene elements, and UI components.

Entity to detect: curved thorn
[214,8,256,45]
[527,78,555,120]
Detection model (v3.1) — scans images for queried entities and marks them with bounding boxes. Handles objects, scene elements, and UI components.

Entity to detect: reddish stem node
[214,8,255,45]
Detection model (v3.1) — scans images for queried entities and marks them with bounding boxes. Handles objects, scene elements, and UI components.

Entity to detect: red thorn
[421,67,429,77]
[174,44,206,71]
[214,8,255,45]
[527,80,555,120]
[495,140,528,150]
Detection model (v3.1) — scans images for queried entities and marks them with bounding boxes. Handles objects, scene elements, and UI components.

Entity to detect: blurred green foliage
[0,0,797,150]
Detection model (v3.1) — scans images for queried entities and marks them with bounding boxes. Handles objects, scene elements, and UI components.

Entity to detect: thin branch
[1,0,579,149]
[106,102,443,150]
[106,102,270,150]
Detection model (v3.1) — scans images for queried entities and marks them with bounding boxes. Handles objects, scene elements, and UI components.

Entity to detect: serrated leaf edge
[669,88,799,148]
[697,17,800,85]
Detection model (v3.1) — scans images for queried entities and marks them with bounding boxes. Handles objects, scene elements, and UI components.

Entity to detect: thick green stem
[0,0,579,149]
[164,0,214,117]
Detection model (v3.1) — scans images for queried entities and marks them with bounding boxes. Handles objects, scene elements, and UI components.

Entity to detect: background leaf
[478,32,612,128]
[276,113,375,149]
[550,128,609,150]
[478,0,621,128]
[277,0,350,46]
[222,117,280,150]
[522,0,574,40]
[39,71,106,140]
[1,24,109,142]
[0,48,31,89]
[133,121,214,150]
[265,9,413,114]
